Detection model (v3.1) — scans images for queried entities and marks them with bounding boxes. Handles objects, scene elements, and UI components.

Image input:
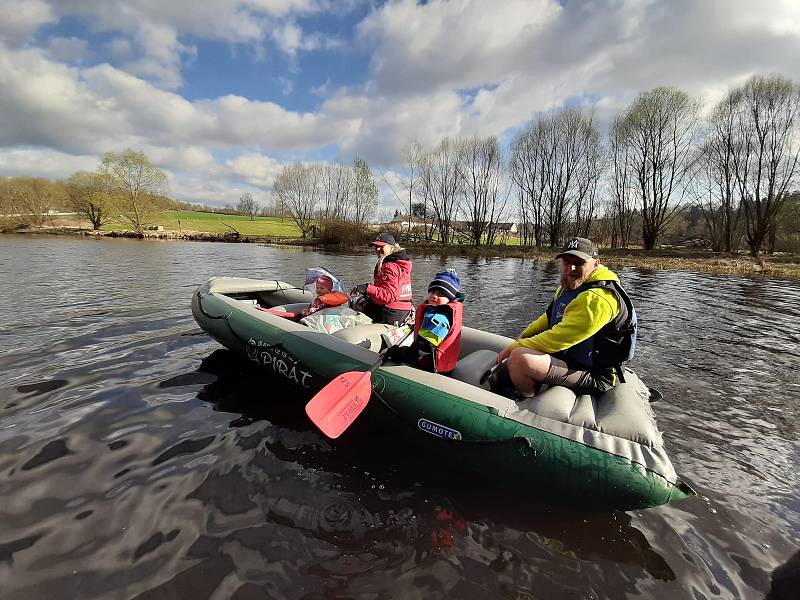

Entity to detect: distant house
[494,222,518,234]
[453,220,518,234]
[388,214,435,230]
[515,223,538,238]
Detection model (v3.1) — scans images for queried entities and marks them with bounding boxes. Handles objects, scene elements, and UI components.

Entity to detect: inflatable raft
[192,277,695,510]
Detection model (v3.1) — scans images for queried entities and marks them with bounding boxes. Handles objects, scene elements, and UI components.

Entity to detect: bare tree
[350,158,378,225]
[237,191,260,221]
[510,124,545,246]
[0,178,26,227]
[612,87,701,249]
[404,142,423,239]
[694,90,746,252]
[458,135,507,245]
[772,191,800,252]
[4,177,60,226]
[731,75,800,257]
[67,171,113,230]
[419,138,463,244]
[319,163,352,221]
[98,149,167,235]
[609,115,637,248]
[571,114,605,238]
[271,163,321,238]
[0,179,16,226]
[510,108,604,247]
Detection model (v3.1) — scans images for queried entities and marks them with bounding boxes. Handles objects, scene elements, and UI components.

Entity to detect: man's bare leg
[507,347,552,396]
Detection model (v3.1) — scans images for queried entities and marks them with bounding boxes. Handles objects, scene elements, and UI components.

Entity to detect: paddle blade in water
[305,370,374,438]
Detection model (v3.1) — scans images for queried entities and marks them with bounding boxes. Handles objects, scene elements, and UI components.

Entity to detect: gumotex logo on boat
[417,418,462,440]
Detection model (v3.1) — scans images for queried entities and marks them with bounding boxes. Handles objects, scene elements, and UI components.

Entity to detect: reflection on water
[0,234,798,599]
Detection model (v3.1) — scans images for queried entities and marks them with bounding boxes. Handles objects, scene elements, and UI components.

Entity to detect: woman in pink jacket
[353,233,414,326]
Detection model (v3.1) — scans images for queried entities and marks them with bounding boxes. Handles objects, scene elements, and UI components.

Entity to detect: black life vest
[546,279,637,378]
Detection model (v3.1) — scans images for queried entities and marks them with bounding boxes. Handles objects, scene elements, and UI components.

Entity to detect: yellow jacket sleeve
[509,289,618,354]
[518,313,549,339]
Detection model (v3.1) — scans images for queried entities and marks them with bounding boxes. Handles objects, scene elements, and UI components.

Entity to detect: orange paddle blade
[305,370,374,438]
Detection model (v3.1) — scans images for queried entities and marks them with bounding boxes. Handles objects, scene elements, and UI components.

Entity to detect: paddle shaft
[480,357,507,385]
[375,327,414,369]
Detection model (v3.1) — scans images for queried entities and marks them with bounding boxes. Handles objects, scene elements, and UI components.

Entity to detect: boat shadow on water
[186,348,678,582]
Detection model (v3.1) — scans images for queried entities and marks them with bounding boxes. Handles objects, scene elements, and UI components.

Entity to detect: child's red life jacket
[413,301,463,373]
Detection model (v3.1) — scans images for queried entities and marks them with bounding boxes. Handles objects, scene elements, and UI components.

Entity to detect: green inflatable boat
[192,277,695,510]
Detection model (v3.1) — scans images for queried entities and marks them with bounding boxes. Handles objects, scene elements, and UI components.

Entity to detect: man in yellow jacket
[492,237,636,400]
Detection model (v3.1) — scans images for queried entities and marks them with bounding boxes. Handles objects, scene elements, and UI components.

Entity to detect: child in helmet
[386,269,464,374]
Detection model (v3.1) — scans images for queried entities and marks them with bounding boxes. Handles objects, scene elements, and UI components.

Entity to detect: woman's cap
[368,232,397,247]
[428,269,460,301]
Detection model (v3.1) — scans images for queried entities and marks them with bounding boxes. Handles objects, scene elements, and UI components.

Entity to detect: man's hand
[496,346,512,364]
[352,283,368,295]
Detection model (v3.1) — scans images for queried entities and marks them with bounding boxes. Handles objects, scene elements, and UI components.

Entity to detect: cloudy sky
[1,0,799,211]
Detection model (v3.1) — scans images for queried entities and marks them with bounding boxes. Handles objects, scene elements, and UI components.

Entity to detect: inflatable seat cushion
[268,302,311,314]
[520,380,658,446]
[332,323,395,352]
[450,349,498,389]
[595,382,659,446]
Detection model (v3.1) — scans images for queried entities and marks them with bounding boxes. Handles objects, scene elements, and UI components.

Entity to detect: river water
[1,234,798,599]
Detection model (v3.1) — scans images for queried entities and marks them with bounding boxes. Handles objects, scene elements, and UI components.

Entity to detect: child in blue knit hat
[386,269,464,374]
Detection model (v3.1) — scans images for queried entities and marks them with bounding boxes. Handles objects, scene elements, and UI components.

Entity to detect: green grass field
[102,210,301,237]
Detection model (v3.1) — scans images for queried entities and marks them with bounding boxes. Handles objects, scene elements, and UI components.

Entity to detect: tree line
[269,158,379,239]
[0,149,186,235]
[2,73,798,255]
[389,74,799,257]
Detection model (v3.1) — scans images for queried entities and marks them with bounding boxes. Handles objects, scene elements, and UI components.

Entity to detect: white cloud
[106,37,133,59]
[145,146,218,173]
[333,0,800,167]
[357,0,560,95]
[0,0,56,46]
[10,1,345,90]
[271,20,340,58]
[0,48,131,154]
[47,36,91,62]
[0,43,362,152]
[2,0,800,212]
[310,77,332,97]
[0,148,98,178]
[204,94,361,149]
[278,76,294,95]
[272,21,304,56]
[325,88,468,165]
[245,0,322,17]
[376,169,407,213]
[227,153,282,188]
[167,173,253,206]
[50,1,319,43]
[94,18,196,91]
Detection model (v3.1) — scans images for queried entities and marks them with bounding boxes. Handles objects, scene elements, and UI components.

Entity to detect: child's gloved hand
[385,345,416,364]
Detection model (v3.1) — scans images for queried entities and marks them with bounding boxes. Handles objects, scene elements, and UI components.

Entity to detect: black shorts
[542,357,615,396]
[364,302,411,326]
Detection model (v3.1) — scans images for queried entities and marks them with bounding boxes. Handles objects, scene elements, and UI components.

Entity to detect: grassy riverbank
[106,210,300,237]
[8,212,800,278]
